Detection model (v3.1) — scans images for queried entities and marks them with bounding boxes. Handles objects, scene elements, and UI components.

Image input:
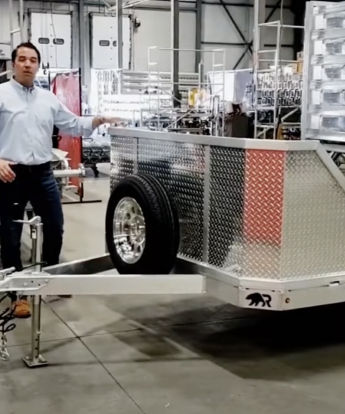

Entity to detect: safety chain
[0,295,16,361]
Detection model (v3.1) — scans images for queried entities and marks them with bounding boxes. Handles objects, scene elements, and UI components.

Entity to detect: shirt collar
[10,77,36,92]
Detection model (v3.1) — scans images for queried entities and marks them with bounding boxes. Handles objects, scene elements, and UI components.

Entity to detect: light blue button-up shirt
[0,78,94,165]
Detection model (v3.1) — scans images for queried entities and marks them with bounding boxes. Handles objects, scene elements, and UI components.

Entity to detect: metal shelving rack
[302,1,345,145]
[147,46,226,136]
[253,7,304,139]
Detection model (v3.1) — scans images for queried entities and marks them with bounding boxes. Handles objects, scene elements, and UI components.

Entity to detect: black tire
[142,174,180,270]
[105,174,179,274]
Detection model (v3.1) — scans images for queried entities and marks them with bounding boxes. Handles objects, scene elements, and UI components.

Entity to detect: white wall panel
[202,4,249,44]
[91,15,131,69]
[248,4,295,61]
[201,44,250,72]
[254,7,295,46]
[201,2,251,70]
[133,9,196,73]
[30,12,72,68]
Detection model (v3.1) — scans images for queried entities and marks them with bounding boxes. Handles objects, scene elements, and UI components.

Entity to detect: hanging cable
[0,294,16,361]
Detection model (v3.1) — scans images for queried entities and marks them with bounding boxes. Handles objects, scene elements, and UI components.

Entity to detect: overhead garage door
[91,14,131,69]
[30,12,72,69]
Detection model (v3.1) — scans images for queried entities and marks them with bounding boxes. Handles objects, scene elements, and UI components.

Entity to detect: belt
[12,162,52,174]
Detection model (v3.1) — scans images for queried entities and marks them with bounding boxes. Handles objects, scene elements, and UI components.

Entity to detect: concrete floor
[1,175,345,413]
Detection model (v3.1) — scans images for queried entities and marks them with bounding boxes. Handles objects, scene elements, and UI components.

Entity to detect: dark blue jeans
[0,163,64,283]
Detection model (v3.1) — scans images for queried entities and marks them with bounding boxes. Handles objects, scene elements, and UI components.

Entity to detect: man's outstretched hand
[92,116,123,129]
[0,159,16,183]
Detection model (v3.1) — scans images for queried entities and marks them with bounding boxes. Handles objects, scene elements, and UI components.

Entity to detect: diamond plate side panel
[137,139,205,262]
[110,136,137,190]
[281,151,345,279]
[242,150,285,279]
[208,147,246,271]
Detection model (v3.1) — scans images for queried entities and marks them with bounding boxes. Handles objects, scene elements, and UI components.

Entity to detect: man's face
[13,47,39,86]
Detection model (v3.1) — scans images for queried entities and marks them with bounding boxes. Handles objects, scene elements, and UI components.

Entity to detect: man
[0,42,117,318]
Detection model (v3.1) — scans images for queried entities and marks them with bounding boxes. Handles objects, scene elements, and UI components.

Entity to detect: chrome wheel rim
[114,197,146,264]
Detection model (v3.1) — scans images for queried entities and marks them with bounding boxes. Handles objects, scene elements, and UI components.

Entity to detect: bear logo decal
[246,293,272,308]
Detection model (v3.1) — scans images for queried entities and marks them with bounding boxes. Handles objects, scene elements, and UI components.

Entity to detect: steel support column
[19,0,24,42]
[253,0,265,54]
[117,0,123,69]
[79,0,85,82]
[8,0,15,50]
[9,0,24,47]
[171,0,180,107]
[195,0,202,72]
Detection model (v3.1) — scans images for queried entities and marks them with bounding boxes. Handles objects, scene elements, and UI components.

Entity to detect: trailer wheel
[105,174,180,274]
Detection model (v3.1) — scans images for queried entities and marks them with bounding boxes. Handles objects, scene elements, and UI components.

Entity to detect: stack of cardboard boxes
[297,51,303,74]
[286,51,303,74]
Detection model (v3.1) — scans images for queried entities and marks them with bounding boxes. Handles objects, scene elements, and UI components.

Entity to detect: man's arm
[0,86,16,182]
[54,100,118,137]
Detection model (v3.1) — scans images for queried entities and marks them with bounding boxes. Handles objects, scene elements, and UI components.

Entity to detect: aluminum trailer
[1,127,345,365]
[106,127,345,312]
[2,128,345,312]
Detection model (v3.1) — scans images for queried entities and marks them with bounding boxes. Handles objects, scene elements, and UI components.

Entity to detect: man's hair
[11,42,41,64]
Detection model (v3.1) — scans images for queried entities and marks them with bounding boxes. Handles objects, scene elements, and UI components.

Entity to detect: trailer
[104,127,345,312]
[1,126,345,364]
